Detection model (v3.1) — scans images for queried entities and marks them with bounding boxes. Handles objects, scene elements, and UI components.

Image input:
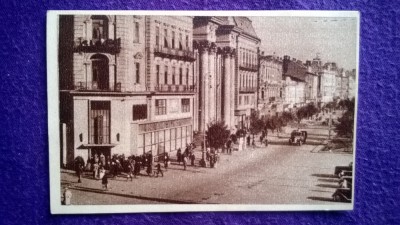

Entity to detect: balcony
[74,38,121,54]
[74,82,122,92]
[153,46,196,62]
[239,86,257,93]
[239,63,258,72]
[154,84,196,93]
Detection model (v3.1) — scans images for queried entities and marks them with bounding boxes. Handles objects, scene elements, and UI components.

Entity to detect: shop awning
[77,144,117,149]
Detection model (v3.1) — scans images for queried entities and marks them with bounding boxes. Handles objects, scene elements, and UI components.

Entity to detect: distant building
[282,56,307,109]
[347,69,357,99]
[59,15,196,167]
[258,53,283,116]
[319,62,338,104]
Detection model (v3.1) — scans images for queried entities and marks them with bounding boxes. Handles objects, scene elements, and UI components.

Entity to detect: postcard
[48,10,359,213]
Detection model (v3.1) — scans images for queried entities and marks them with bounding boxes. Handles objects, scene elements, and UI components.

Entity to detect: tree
[249,111,265,140]
[335,98,355,138]
[296,103,319,124]
[206,121,231,149]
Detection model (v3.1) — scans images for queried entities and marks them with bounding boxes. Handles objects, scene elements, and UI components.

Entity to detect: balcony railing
[154,84,196,93]
[74,38,121,54]
[74,82,122,92]
[239,86,257,93]
[154,46,196,62]
[239,63,258,72]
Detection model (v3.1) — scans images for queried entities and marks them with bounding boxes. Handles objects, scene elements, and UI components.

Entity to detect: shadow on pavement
[70,186,198,204]
[318,178,340,183]
[307,196,335,202]
[311,173,338,178]
[316,184,340,189]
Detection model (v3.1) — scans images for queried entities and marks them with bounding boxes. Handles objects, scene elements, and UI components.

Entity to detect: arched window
[91,16,109,44]
[91,54,109,90]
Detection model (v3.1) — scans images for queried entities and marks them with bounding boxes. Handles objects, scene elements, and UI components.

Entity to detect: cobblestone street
[61,126,352,205]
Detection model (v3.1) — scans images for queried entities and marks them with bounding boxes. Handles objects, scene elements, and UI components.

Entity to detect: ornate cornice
[217,46,236,57]
[193,40,217,53]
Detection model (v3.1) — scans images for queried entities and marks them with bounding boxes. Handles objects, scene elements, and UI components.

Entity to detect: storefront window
[170,128,176,151]
[144,133,152,154]
[138,134,144,155]
[165,129,170,152]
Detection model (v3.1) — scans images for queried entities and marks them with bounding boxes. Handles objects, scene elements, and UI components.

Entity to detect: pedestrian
[102,171,109,191]
[93,160,99,179]
[127,161,134,181]
[99,165,106,179]
[155,163,163,177]
[226,139,232,154]
[141,155,146,169]
[182,154,187,170]
[100,153,105,167]
[164,153,170,170]
[75,161,83,183]
[210,154,215,168]
[247,135,251,146]
[146,163,153,177]
[206,148,210,161]
[177,148,182,164]
[265,138,269,147]
[190,153,195,166]
[134,156,141,178]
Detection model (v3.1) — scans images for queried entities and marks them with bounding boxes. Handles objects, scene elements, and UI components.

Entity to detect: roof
[233,17,259,39]
[284,60,307,82]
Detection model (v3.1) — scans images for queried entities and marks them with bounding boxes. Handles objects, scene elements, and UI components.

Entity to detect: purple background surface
[0,0,399,224]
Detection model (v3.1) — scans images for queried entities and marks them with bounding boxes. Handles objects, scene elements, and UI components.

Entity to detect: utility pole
[328,110,332,140]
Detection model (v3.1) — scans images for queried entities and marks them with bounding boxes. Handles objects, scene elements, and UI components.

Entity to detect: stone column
[200,48,209,131]
[223,52,231,128]
[208,48,216,122]
[230,51,236,129]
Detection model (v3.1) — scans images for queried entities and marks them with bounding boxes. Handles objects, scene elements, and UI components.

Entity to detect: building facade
[319,62,338,104]
[258,54,283,116]
[59,15,196,167]
[192,16,260,132]
[282,56,307,109]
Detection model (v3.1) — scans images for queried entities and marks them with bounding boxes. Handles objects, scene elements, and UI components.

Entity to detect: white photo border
[47,10,360,214]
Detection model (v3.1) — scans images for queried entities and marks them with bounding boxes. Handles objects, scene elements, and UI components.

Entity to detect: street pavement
[61,129,352,205]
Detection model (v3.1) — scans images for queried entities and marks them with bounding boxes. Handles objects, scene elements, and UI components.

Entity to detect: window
[186,68,189,86]
[135,63,140,83]
[91,16,108,43]
[156,65,160,84]
[185,35,189,49]
[132,105,147,121]
[164,29,168,47]
[164,66,168,84]
[172,31,175,48]
[239,96,242,105]
[133,21,139,43]
[179,33,183,50]
[172,66,176,85]
[90,101,110,144]
[91,54,109,90]
[182,98,190,112]
[155,27,160,46]
[179,68,183,85]
[155,99,166,115]
[245,96,249,105]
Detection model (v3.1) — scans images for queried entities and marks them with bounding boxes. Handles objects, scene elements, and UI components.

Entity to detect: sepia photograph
[48,11,359,213]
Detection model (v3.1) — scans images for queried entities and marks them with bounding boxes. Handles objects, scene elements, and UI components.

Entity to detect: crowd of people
[73,142,233,189]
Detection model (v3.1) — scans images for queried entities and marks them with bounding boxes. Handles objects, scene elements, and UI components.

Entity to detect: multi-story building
[59,15,196,167]
[347,69,357,99]
[193,16,260,132]
[304,61,319,103]
[318,62,338,104]
[258,53,283,116]
[282,56,307,109]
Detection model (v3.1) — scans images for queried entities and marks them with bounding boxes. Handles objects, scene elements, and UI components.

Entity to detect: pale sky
[251,16,358,71]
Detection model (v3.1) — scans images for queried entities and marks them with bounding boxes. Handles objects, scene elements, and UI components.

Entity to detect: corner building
[192,17,260,132]
[59,15,196,167]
